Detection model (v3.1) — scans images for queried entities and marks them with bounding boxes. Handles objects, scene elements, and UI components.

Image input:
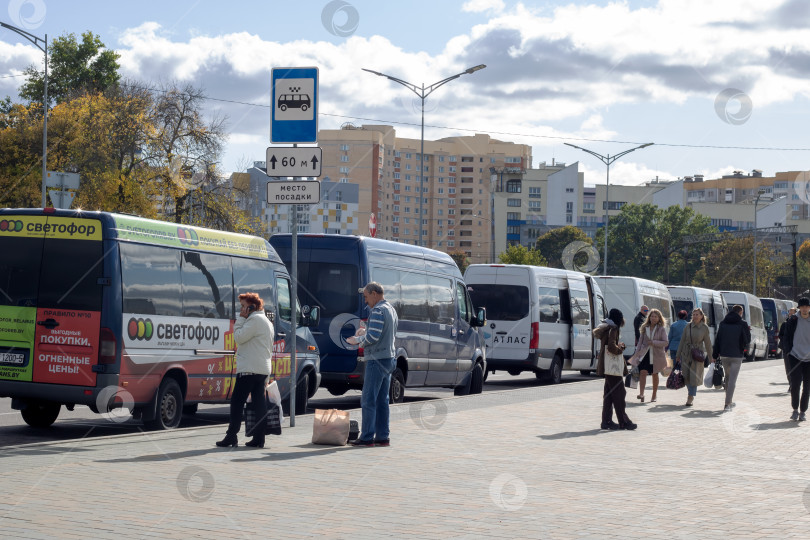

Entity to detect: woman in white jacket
[216,292,274,448]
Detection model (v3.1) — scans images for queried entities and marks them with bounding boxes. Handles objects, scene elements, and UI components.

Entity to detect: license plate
[0,352,25,365]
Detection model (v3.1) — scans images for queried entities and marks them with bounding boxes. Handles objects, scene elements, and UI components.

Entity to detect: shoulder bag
[689,326,707,366]
[604,348,625,377]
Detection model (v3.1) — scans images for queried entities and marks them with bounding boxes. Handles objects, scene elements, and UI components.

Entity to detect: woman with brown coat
[594,308,637,431]
[631,308,668,403]
[676,308,713,407]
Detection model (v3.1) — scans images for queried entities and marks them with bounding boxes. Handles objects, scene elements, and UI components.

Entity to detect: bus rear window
[298,263,359,317]
[467,284,529,321]
[0,237,43,307]
[39,238,103,312]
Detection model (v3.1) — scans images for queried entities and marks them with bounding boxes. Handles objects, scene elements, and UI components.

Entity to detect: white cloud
[462,0,505,14]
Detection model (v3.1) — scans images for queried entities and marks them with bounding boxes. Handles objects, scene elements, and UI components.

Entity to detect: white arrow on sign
[265,147,322,177]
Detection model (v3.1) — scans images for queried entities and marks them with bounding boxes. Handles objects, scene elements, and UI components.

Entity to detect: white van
[667,286,727,342]
[464,265,607,383]
[719,291,768,361]
[593,276,674,358]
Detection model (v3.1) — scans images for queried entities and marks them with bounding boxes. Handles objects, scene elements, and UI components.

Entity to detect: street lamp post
[1,22,47,208]
[362,65,487,247]
[564,142,654,275]
[753,189,767,296]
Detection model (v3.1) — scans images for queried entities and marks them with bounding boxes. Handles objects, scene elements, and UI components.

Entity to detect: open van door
[567,277,593,370]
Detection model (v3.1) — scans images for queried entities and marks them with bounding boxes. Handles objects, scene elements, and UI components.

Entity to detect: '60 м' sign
[266,180,321,204]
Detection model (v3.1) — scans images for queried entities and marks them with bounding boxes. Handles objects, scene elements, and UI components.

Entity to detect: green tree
[797,239,810,265]
[449,251,470,274]
[20,31,121,106]
[593,203,717,282]
[498,244,547,266]
[535,225,591,269]
[692,235,790,295]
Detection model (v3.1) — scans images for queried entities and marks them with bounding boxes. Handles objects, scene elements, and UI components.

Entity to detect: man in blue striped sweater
[347,282,399,447]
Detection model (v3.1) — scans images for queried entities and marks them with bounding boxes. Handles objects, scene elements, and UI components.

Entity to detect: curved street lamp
[564,142,654,275]
[1,21,48,208]
[362,65,487,247]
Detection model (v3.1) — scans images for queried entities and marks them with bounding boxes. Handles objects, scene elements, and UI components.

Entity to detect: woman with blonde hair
[676,307,713,407]
[631,308,668,403]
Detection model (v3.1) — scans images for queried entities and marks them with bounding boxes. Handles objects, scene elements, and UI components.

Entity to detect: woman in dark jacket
[593,308,637,431]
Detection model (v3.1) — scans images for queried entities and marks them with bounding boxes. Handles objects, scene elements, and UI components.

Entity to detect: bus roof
[0,208,280,262]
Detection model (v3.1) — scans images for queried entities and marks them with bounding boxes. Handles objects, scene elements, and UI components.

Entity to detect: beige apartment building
[318,124,532,263]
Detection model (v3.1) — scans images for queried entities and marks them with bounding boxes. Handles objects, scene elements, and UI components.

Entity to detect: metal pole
[289,145,298,427]
[41,33,47,208]
[753,195,758,295]
[604,159,609,276]
[419,84,425,247]
[793,232,799,299]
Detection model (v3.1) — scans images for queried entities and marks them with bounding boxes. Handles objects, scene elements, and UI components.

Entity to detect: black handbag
[244,394,283,436]
[712,360,725,388]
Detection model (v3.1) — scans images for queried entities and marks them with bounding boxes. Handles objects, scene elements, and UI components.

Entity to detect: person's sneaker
[374,439,390,447]
[620,421,637,431]
[350,438,374,447]
[791,410,799,421]
[600,421,620,430]
[800,412,807,422]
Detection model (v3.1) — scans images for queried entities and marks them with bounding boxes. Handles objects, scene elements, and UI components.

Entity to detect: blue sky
[1,0,809,185]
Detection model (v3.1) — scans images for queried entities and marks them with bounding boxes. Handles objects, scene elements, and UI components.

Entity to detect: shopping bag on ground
[312,408,350,446]
[703,362,715,389]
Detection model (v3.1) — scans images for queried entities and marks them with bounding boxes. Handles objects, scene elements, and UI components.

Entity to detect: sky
[1,0,809,186]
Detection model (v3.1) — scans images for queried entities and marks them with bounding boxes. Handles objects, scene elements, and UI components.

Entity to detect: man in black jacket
[780,298,810,421]
[778,307,797,391]
[712,305,751,412]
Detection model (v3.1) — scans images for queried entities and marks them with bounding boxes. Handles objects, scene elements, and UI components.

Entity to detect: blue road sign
[271,67,319,144]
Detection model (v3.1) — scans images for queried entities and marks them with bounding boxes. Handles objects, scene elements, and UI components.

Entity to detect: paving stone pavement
[1,360,809,539]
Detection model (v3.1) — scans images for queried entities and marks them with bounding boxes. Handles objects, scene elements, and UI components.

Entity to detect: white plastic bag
[267,380,282,409]
[703,362,715,389]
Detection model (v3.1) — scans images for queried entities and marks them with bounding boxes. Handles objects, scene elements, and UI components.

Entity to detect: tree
[535,226,591,269]
[19,31,121,106]
[692,235,790,295]
[449,251,470,274]
[593,203,716,282]
[498,244,547,266]
[798,239,810,265]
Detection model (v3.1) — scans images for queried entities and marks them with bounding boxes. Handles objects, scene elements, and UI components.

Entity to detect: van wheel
[540,354,563,384]
[746,346,756,362]
[327,386,348,396]
[21,401,60,428]
[182,403,198,415]
[580,370,593,376]
[469,363,484,394]
[483,369,490,382]
[507,369,522,376]
[389,368,405,404]
[295,372,310,415]
[144,378,183,430]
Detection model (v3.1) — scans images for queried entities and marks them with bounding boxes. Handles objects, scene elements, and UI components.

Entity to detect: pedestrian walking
[216,292,274,448]
[676,308,713,407]
[712,305,751,412]
[346,282,399,447]
[780,298,810,421]
[594,308,637,431]
[632,308,668,403]
[668,310,689,363]
[779,307,797,390]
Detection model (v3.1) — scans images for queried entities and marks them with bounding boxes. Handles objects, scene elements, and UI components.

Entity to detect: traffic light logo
[127,318,154,341]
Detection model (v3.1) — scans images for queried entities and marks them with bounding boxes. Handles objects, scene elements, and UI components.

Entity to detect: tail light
[530,322,539,349]
[99,327,117,364]
[357,347,364,358]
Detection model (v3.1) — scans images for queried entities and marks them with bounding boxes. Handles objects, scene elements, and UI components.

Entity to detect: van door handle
[37,318,59,329]
[458,330,464,335]
[276,332,286,338]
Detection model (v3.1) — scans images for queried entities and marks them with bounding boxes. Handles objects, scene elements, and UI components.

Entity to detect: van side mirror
[471,307,486,327]
[300,305,320,327]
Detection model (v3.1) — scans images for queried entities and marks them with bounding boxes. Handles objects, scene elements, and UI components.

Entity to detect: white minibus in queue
[719,291,768,361]
[593,276,674,358]
[667,286,727,342]
[464,265,607,383]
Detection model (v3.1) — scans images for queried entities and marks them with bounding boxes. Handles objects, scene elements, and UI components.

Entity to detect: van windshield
[468,284,529,321]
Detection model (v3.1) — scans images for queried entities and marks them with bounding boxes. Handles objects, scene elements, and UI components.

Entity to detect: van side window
[570,290,591,326]
[713,301,724,327]
[181,251,233,319]
[427,275,454,324]
[456,282,470,323]
[120,243,182,316]
[400,271,429,322]
[232,258,274,312]
[371,267,401,316]
[700,301,713,327]
[276,277,292,322]
[538,287,561,322]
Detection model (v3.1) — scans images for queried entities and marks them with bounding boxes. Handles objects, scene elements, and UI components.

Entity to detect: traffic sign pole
[289,143,299,428]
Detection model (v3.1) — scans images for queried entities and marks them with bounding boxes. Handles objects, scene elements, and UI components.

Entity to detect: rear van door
[0,215,103,387]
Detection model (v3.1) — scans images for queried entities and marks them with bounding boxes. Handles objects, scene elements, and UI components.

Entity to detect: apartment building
[317,124,532,264]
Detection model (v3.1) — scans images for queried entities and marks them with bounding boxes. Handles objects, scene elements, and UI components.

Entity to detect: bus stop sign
[271,67,318,144]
